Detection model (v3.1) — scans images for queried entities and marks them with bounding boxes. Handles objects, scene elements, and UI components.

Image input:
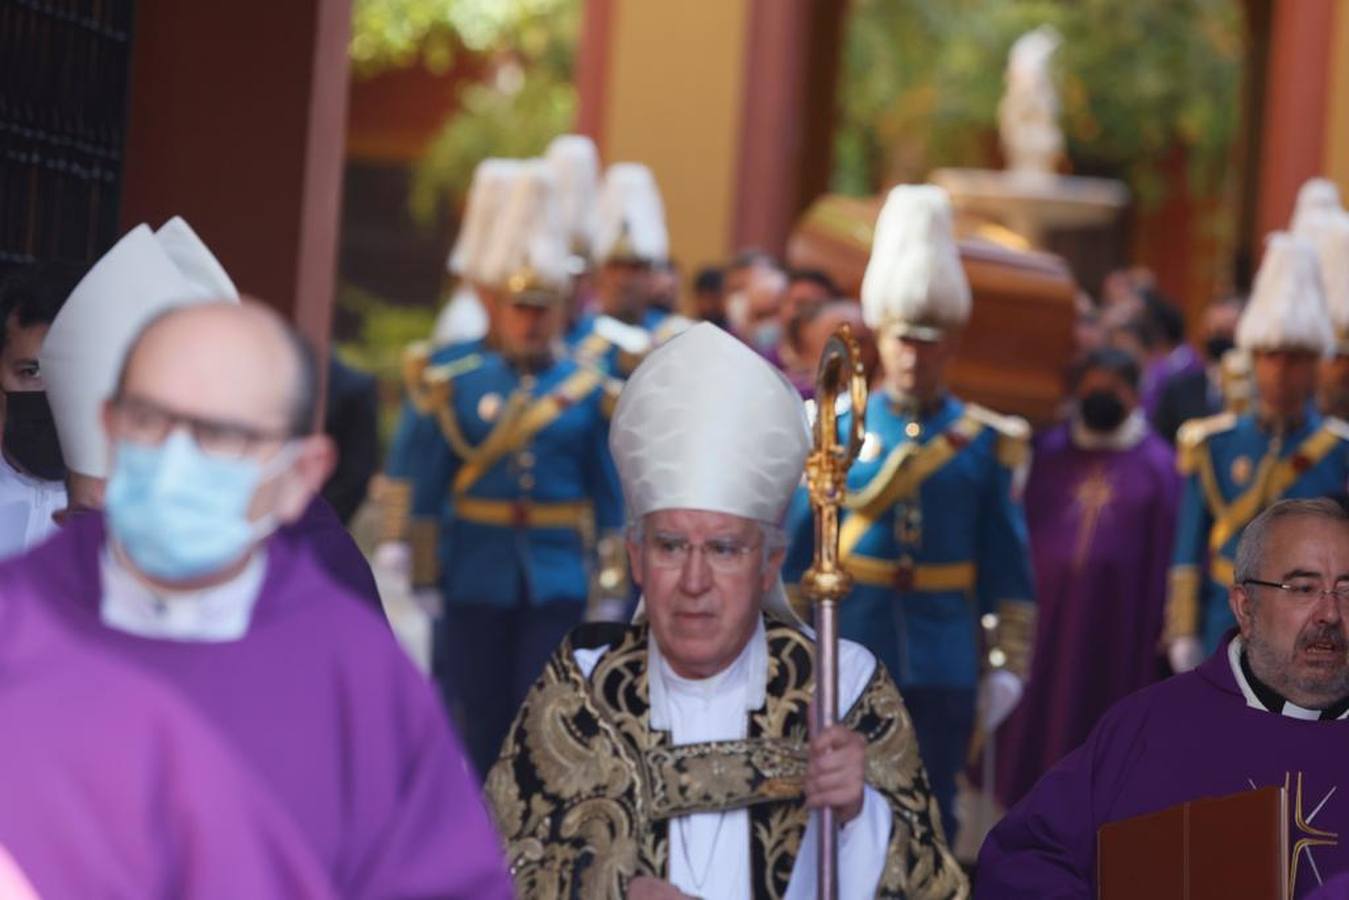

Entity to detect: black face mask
[1079,390,1128,433]
[3,391,66,482]
[1204,336,1235,363]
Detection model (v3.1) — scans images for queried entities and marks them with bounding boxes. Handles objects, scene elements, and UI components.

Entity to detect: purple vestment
[1311,873,1349,899]
[0,562,334,899]
[22,514,513,900]
[1141,343,1204,417]
[993,423,1179,807]
[978,632,1349,898]
[281,495,382,612]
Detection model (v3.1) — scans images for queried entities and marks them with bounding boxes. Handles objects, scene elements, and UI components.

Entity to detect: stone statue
[998,25,1064,176]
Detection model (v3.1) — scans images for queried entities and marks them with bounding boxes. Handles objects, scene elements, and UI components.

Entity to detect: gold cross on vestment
[1071,465,1114,570]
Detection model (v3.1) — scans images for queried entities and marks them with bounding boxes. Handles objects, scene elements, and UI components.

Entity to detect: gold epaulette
[424,351,485,385]
[402,341,485,414]
[1175,411,1237,475]
[965,403,1031,471]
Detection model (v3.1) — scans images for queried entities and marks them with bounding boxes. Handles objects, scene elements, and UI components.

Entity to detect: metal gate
[0,0,134,280]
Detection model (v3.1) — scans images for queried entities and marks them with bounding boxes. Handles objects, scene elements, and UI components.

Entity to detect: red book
[1098,786,1288,900]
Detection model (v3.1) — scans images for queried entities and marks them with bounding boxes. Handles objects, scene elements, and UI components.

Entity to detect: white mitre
[446,158,522,279]
[610,322,810,615]
[545,134,600,267]
[593,162,668,266]
[1235,232,1333,355]
[1290,177,1344,236]
[40,218,240,479]
[860,184,971,340]
[473,159,570,302]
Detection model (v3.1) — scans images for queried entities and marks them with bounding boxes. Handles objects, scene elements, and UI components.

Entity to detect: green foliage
[335,281,437,381]
[350,0,577,76]
[335,282,440,446]
[410,68,577,224]
[834,0,1244,206]
[351,0,581,226]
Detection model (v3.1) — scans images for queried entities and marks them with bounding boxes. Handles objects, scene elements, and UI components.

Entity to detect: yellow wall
[601,0,750,269]
[1326,0,1349,196]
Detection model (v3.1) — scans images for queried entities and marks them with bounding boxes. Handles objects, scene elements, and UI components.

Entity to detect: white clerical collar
[99,544,266,642]
[1227,636,1349,721]
[648,616,767,731]
[1070,408,1148,452]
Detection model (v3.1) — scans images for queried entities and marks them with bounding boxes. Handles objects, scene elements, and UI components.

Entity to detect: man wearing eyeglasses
[27,221,513,899]
[486,323,966,900]
[979,497,1349,898]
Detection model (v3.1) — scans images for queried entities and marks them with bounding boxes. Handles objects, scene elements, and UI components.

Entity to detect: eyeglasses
[645,532,762,572]
[108,394,292,460]
[1242,578,1349,604]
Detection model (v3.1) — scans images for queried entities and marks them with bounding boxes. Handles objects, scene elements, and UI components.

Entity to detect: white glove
[977,669,1024,731]
[1168,636,1205,673]
[372,541,411,584]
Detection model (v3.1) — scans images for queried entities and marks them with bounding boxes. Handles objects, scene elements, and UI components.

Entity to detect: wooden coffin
[787,194,1077,427]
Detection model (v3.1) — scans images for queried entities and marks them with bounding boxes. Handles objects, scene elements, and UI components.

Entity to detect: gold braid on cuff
[409,520,440,588]
[991,601,1035,680]
[379,479,412,543]
[1164,565,1202,641]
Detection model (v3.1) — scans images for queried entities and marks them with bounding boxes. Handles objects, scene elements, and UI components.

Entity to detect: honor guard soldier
[380,158,520,604]
[568,162,688,377]
[1166,232,1349,672]
[382,160,627,776]
[785,185,1036,842]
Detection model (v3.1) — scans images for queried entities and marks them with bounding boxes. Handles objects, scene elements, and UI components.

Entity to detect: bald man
[22,301,512,899]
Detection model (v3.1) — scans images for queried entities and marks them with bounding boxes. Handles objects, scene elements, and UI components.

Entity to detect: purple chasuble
[0,562,334,899]
[280,495,383,614]
[994,423,1179,807]
[978,631,1349,898]
[1311,872,1349,898]
[23,514,513,900]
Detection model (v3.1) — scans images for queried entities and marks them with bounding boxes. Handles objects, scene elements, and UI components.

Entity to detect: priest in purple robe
[30,223,513,899]
[978,498,1349,899]
[0,541,334,899]
[993,347,1179,808]
[38,216,384,615]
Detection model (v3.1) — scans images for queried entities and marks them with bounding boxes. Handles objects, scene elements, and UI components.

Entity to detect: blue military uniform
[384,338,625,774]
[785,391,1036,834]
[1166,407,1349,653]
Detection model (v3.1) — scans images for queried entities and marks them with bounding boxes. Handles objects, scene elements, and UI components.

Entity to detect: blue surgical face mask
[105,430,294,582]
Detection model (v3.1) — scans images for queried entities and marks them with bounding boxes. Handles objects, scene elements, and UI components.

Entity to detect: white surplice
[0,454,65,560]
[575,618,892,899]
